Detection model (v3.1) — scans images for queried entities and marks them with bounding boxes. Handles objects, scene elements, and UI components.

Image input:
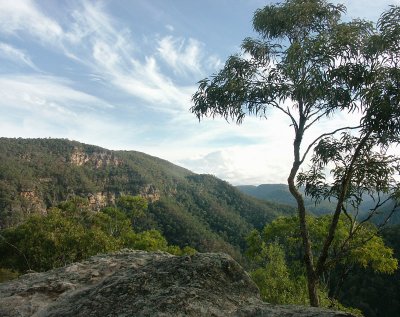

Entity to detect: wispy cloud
[64,2,199,112]
[165,24,175,32]
[157,36,203,75]
[0,1,205,113]
[0,74,112,114]
[0,73,129,148]
[0,0,63,43]
[0,42,38,70]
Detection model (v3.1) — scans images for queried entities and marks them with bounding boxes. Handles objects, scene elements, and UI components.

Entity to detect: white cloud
[0,0,63,43]
[165,24,174,32]
[179,145,291,185]
[169,107,364,185]
[156,35,223,77]
[157,36,203,75]
[206,55,224,71]
[0,74,112,115]
[92,40,121,71]
[0,74,136,149]
[55,2,197,112]
[0,1,202,113]
[0,42,38,70]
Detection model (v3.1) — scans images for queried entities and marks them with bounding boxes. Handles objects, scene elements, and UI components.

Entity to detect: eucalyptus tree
[191,0,400,306]
[247,214,398,302]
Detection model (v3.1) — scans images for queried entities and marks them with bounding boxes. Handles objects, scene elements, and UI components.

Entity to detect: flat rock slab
[0,250,355,317]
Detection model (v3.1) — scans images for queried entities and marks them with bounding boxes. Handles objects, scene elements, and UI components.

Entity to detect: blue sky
[0,0,397,185]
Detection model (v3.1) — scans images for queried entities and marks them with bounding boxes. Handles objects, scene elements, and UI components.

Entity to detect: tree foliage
[335,224,400,317]
[116,195,148,225]
[191,0,400,306]
[248,215,397,275]
[0,196,194,273]
[247,215,396,314]
[249,241,310,305]
[0,138,291,261]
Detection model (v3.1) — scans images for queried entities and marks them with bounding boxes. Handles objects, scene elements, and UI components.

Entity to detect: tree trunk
[287,114,320,307]
[288,165,320,307]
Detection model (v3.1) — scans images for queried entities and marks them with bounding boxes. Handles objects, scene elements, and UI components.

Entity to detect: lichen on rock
[0,251,356,317]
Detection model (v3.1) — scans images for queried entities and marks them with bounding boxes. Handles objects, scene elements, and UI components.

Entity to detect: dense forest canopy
[0,137,292,260]
[0,195,195,273]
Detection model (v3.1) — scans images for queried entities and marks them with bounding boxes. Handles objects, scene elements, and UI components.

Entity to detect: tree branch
[299,125,361,165]
[304,111,332,132]
[276,105,299,132]
[316,131,372,276]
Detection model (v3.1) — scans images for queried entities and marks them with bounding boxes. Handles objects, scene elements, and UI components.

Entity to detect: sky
[0,0,398,185]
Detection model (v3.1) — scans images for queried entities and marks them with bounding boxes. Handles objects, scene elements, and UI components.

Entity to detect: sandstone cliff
[0,251,355,317]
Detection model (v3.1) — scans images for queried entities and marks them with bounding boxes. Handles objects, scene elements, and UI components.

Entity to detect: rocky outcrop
[140,184,161,202]
[0,251,355,317]
[87,192,116,210]
[70,148,123,168]
[18,190,47,215]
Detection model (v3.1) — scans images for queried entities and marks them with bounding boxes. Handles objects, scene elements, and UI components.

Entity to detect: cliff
[0,138,293,257]
[0,251,355,317]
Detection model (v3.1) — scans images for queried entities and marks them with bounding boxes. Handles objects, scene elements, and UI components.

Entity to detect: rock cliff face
[0,251,354,317]
[70,147,123,168]
[87,192,116,210]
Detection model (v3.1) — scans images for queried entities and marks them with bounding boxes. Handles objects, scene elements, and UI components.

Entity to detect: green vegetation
[247,215,397,276]
[249,241,309,305]
[246,215,397,315]
[247,241,362,316]
[0,196,194,273]
[0,137,292,261]
[335,224,400,317]
[1,137,399,315]
[192,0,400,306]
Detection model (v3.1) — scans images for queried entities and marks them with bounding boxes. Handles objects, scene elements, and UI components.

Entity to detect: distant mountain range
[237,184,400,225]
[0,138,294,260]
[236,184,334,214]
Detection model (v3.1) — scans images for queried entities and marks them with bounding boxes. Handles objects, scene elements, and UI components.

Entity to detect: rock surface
[0,251,355,317]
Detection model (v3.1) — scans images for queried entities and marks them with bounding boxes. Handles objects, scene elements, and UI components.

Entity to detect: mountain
[237,184,400,225]
[0,138,293,259]
[237,184,335,215]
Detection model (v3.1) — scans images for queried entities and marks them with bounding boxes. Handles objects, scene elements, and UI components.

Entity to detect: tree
[0,197,193,273]
[247,215,397,301]
[191,0,400,306]
[0,209,117,272]
[116,195,148,226]
[249,241,310,305]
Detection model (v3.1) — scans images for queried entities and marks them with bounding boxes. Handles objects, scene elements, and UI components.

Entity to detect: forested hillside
[0,138,292,258]
[1,138,399,317]
[237,184,400,225]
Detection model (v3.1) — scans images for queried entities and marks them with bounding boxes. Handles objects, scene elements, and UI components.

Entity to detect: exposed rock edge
[0,250,355,317]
